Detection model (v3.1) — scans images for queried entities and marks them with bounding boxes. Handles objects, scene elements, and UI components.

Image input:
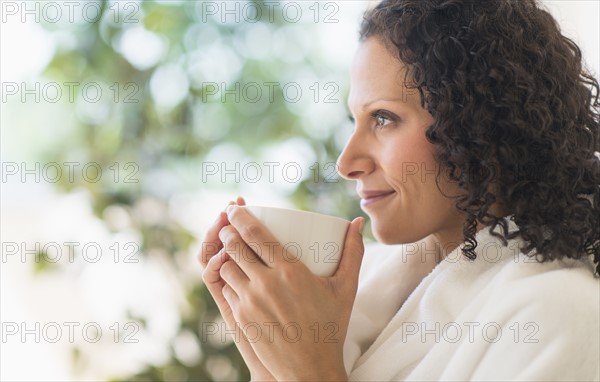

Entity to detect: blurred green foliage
[37,0,366,380]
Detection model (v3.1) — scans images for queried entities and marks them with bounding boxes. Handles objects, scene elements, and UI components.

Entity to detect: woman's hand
[200,198,276,381]
[217,204,365,381]
[199,197,244,270]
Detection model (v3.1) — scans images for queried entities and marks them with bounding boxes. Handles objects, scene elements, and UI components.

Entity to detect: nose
[336,130,375,180]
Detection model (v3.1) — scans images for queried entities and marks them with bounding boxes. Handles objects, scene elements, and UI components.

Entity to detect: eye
[371,110,396,129]
[375,114,389,127]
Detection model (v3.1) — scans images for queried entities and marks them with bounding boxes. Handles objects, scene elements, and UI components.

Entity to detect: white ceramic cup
[242,206,351,277]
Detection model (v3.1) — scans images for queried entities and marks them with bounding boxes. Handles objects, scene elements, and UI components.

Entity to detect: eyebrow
[346,97,408,115]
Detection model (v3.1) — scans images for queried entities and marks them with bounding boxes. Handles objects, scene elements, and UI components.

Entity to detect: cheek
[382,133,438,185]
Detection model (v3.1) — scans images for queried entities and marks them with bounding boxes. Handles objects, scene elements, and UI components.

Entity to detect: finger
[226,205,288,268]
[202,248,229,286]
[221,283,240,312]
[223,200,238,222]
[219,257,250,294]
[236,196,246,206]
[198,211,229,268]
[203,251,243,334]
[332,217,365,291]
[219,225,267,277]
[202,250,233,317]
[197,199,240,267]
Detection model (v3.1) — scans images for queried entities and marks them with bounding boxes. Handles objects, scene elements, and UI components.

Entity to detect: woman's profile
[200,0,600,380]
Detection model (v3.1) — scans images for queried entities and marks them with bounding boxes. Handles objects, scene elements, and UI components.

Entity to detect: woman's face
[338,37,465,247]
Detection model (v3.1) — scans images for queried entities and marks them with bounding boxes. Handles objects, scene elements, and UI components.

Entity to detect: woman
[200,0,600,380]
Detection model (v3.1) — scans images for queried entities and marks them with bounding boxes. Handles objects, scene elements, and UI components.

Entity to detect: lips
[359,190,396,199]
[359,190,396,207]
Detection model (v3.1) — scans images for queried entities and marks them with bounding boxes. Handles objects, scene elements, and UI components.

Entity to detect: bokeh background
[1,1,598,381]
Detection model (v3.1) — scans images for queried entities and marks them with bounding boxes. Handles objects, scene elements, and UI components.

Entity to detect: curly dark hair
[359,0,600,274]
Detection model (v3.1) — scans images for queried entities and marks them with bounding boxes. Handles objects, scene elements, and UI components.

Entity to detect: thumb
[333,217,365,287]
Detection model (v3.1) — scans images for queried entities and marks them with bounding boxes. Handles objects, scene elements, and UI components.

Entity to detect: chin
[371,220,403,244]
[371,219,423,245]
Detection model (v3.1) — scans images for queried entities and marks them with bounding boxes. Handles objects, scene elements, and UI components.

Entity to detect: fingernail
[358,218,365,235]
[226,204,235,214]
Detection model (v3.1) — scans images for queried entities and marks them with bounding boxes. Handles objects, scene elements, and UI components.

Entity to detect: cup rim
[242,205,351,225]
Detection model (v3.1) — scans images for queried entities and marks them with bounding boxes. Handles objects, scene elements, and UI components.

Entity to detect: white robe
[343,218,600,381]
